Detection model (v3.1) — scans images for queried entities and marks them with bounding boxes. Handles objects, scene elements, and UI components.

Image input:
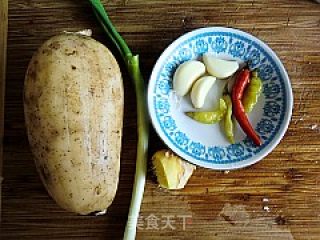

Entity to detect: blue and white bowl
[147,27,293,170]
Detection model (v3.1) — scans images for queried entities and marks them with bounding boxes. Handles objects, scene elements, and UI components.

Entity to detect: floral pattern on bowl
[148,27,293,170]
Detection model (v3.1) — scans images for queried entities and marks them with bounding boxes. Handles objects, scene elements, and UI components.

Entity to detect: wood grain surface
[2,0,320,239]
[0,0,8,222]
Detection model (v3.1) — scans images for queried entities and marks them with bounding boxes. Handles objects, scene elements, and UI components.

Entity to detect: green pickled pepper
[222,94,235,144]
[186,99,227,124]
[242,71,262,113]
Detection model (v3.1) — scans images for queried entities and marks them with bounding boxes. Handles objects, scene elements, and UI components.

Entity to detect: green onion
[88,1,149,239]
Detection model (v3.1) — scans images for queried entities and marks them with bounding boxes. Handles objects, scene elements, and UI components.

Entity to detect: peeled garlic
[203,54,239,79]
[173,60,206,96]
[190,76,216,108]
[152,150,196,190]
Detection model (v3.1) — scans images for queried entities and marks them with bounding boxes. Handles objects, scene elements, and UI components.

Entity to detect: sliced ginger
[152,150,196,189]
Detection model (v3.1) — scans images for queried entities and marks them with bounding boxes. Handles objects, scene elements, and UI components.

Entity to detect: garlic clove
[203,54,239,79]
[190,76,216,108]
[173,60,206,96]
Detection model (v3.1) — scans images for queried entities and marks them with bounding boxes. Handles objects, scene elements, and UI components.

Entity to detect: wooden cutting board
[2,1,320,239]
[0,0,8,221]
